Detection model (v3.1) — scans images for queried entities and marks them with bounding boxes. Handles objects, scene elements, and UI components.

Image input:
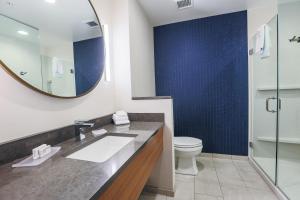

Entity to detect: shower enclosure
[251,1,300,199]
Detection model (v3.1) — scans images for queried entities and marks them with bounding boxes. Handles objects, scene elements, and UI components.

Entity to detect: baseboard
[143,185,175,197]
[249,157,288,200]
[199,153,248,160]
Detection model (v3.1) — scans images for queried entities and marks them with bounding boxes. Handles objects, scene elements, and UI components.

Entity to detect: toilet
[174,137,203,176]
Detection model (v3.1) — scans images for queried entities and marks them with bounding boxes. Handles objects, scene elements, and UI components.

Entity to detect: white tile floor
[254,156,300,199]
[140,155,279,200]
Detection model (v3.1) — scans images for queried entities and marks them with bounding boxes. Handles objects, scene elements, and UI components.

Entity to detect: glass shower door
[252,16,278,182]
[277,0,300,198]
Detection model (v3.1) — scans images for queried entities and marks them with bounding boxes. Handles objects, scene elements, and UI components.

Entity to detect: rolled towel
[113,114,129,121]
[115,110,128,117]
[112,110,130,125]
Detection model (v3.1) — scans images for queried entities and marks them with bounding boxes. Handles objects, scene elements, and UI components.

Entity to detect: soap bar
[32,144,52,159]
[92,129,108,137]
[38,144,48,158]
[32,147,40,160]
[13,147,61,168]
[40,145,52,158]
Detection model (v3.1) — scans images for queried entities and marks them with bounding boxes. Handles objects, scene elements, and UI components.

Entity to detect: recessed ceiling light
[45,0,55,4]
[17,30,29,36]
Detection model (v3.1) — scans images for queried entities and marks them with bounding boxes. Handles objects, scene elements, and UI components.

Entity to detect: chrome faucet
[74,120,95,141]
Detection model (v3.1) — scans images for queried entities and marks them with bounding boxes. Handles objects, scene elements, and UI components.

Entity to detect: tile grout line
[233,159,272,199]
[232,158,248,189]
[233,158,256,196]
[169,157,278,200]
[194,176,196,200]
[212,157,225,199]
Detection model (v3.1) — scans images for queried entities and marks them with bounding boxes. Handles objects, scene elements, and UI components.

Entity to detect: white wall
[41,57,76,96]
[247,3,278,40]
[0,0,116,144]
[247,1,278,155]
[111,0,175,192]
[251,16,278,160]
[0,35,42,90]
[248,1,300,155]
[277,1,300,141]
[41,40,74,61]
[0,0,174,192]
[128,0,156,97]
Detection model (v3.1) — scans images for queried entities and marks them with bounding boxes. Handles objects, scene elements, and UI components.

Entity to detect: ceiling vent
[5,1,14,7]
[86,21,99,27]
[176,0,192,9]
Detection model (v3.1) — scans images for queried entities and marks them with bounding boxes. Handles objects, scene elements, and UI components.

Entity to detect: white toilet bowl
[174,137,203,176]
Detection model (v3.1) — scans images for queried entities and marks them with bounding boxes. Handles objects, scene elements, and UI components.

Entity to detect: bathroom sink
[67,135,135,163]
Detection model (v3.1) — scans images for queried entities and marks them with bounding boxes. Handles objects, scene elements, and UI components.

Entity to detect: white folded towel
[112,110,130,125]
[115,110,128,116]
[255,24,272,58]
[255,25,265,54]
[261,25,271,58]
[113,114,129,121]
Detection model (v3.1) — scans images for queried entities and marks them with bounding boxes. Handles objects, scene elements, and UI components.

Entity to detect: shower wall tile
[154,11,248,155]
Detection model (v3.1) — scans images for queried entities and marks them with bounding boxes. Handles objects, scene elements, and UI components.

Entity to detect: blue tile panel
[73,37,104,96]
[154,11,248,155]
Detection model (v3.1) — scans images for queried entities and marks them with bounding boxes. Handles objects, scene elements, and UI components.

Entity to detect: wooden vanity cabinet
[98,128,163,200]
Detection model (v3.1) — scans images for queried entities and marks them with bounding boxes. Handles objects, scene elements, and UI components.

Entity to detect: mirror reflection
[0,0,105,98]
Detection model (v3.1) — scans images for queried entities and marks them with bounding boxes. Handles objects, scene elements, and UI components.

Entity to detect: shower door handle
[278,98,282,111]
[266,97,277,113]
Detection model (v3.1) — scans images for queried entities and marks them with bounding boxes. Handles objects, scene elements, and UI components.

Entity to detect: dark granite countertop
[0,121,163,200]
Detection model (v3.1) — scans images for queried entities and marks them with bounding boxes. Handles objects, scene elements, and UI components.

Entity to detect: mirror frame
[0,0,105,99]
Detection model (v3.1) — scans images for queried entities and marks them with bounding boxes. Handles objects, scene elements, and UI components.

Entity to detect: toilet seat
[174,137,202,148]
[175,146,202,152]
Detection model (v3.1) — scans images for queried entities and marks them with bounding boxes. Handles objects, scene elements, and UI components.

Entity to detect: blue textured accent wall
[154,11,248,156]
[73,37,104,96]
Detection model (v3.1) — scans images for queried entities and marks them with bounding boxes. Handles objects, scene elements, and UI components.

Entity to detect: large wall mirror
[0,0,105,98]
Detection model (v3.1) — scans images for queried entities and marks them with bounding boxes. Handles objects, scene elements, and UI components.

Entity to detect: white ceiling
[138,0,276,26]
[278,0,300,4]
[0,0,102,48]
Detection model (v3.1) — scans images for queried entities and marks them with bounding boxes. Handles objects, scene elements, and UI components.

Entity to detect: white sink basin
[67,136,134,163]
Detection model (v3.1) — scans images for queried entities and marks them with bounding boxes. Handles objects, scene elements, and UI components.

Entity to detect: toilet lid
[174,137,202,148]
